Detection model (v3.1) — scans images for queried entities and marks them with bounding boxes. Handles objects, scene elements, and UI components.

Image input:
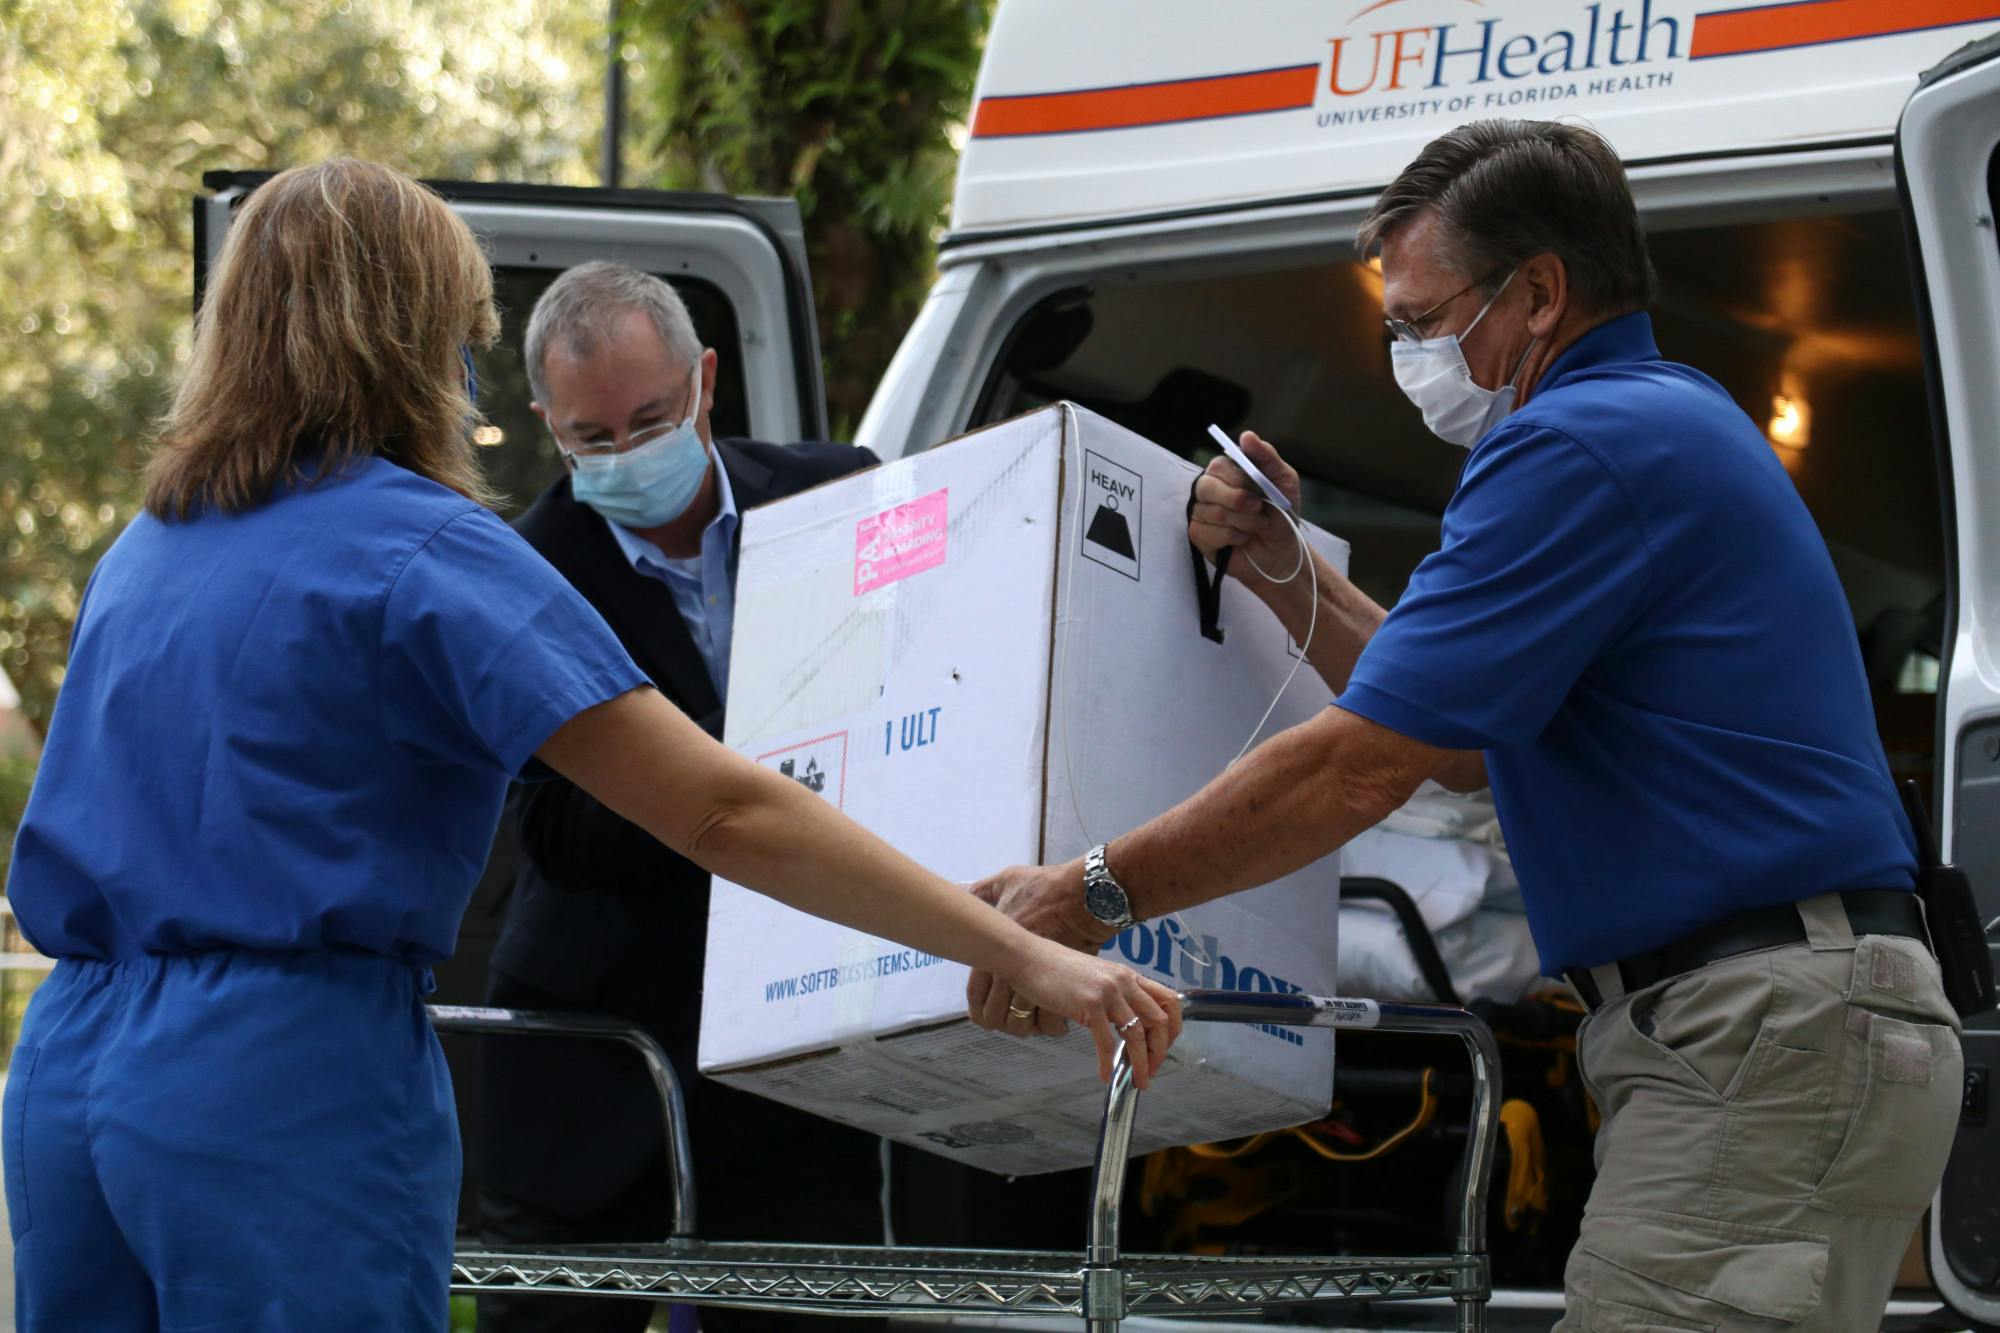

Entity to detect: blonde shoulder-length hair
[145,158,501,519]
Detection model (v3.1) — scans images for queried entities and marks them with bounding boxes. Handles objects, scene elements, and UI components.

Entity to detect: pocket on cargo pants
[1567,1208,1828,1329]
[1811,1006,1961,1217]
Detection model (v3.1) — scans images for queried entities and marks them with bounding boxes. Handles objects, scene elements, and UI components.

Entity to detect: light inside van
[1354,257,1385,311]
[472,425,505,447]
[1767,394,1809,450]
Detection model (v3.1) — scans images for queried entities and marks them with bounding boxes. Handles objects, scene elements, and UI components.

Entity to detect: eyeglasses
[1384,268,1508,344]
[553,362,702,460]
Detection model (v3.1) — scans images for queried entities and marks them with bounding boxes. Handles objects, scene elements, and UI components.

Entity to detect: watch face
[1085,877,1130,926]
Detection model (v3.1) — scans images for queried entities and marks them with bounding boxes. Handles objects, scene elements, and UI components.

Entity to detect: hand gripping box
[698,403,1351,1175]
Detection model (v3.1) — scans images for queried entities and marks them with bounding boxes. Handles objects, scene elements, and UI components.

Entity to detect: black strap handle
[1187,477,1229,644]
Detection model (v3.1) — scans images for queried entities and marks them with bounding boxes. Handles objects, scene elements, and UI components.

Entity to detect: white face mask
[1389,269,1537,449]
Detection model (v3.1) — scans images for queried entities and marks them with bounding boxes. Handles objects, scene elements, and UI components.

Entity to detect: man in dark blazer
[475,261,885,1333]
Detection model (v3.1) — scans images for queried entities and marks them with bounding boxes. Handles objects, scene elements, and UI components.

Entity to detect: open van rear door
[1898,33,2000,1320]
[193,175,829,507]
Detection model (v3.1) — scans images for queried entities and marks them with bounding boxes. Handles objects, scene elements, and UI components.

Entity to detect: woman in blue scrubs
[0,158,1180,1333]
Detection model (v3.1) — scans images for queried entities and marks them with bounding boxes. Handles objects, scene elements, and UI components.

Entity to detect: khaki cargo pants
[1555,894,1963,1331]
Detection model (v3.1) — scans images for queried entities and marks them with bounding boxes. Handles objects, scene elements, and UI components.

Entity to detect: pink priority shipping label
[854,488,948,596]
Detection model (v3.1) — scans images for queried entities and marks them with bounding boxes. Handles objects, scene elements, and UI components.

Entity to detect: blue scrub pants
[4,951,458,1332]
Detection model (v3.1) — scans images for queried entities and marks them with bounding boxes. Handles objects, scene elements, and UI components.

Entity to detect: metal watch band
[1083,843,1138,932]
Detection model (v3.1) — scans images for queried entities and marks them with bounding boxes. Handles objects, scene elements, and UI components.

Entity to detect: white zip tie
[1229,506,1317,768]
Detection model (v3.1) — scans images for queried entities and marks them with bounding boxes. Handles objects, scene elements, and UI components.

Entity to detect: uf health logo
[1325,0,1682,104]
[1100,918,1309,1047]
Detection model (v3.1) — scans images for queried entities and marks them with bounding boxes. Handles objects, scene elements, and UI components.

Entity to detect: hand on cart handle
[964,860,1114,1041]
[968,937,1182,1088]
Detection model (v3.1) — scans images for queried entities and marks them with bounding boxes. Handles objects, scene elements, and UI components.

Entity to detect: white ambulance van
[194,0,2000,1319]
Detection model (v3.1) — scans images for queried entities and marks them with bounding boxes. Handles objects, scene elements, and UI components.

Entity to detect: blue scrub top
[1340,313,1918,976]
[7,456,649,964]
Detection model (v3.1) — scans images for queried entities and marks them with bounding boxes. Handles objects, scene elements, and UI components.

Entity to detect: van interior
[974,210,1944,803]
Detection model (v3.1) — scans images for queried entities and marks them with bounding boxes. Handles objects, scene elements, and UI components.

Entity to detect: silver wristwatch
[1082,843,1138,933]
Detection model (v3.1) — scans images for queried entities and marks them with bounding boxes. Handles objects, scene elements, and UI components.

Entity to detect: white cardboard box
[698,404,1351,1174]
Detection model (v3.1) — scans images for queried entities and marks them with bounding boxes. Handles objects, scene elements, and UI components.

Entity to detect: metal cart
[435,989,1501,1331]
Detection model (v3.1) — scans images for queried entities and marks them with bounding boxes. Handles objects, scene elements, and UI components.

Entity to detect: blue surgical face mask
[563,364,709,529]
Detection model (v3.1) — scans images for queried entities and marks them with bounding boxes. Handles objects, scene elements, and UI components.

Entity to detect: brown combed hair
[1356,119,1657,318]
[144,158,501,519]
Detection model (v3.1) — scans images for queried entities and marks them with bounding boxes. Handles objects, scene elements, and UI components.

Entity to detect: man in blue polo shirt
[965,120,1961,1329]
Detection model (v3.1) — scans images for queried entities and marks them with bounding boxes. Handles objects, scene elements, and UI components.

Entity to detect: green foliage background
[1,0,992,885]
[1,0,613,733]
[628,0,990,431]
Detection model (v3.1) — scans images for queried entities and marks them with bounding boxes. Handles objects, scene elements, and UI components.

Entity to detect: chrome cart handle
[1083,991,1500,1333]
[428,1005,698,1245]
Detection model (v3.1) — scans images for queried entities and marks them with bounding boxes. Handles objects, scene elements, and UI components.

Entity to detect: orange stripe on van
[971,64,1320,138]
[1691,0,2000,59]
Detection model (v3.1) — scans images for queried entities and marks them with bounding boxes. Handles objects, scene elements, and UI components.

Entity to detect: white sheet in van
[1342,824,1519,933]
[1339,907,1542,1005]
[1377,779,1509,848]
[1339,785,1539,1002]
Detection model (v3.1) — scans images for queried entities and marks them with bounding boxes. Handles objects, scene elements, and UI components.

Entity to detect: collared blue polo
[7,456,649,964]
[1339,313,1917,976]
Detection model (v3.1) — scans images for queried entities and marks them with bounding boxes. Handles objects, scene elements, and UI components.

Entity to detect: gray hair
[524,261,703,405]
[1356,119,1656,317]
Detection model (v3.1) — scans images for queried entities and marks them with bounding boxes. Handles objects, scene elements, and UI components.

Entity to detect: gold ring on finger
[1008,1003,1035,1020]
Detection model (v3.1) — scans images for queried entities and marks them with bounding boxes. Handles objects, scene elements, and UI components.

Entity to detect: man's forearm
[1109,706,1443,922]
[1234,550,1388,695]
[1233,555,1489,791]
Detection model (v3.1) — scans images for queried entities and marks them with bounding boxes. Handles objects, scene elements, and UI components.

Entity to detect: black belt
[1565,889,1928,1012]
